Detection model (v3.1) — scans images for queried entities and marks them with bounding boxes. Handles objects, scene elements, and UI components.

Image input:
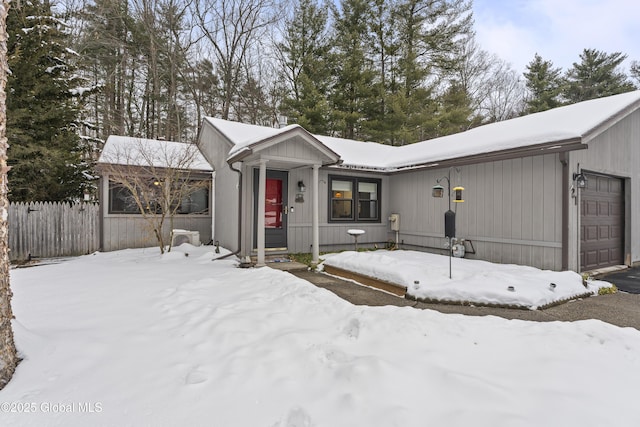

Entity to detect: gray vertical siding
[102,215,212,252]
[388,153,563,270]
[568,108,640,270]
[100,172,212,252]
[289,169,390,253]
[198,122,240,252]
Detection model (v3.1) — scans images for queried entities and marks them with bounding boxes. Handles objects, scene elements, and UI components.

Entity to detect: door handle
[282,205,288,215]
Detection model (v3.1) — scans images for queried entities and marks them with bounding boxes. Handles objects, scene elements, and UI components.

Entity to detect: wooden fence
[8,202,100,261]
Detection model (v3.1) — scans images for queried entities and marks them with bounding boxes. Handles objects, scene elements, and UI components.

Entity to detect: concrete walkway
[292,270,640,330]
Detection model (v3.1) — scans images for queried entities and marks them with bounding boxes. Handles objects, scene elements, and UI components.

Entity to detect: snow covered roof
[386,90,640,170]
[204,117,341,164]
[204,91,640,172]
[98,136,213,172]
[204,118,304,157]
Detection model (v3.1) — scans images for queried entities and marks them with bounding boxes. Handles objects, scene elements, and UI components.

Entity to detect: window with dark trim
[108,180,209,215]
[329,175,381,222]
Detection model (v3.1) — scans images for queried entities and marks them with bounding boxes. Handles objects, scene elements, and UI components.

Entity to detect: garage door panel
[610,202,622,215]
[611,226,622,239]
[580,174,624,270]
[598,201,609,216]
[610,247,622,262]
[609,179,622,194]
[598,249,610,264]
[585,225,598,241]
[598,225,609,239]
[583,200,597,216]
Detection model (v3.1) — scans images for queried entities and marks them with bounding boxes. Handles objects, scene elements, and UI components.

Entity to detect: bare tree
[100,138,211,253]
[454,37,526,123]
[194,0,279,120]
[0,0,18,390]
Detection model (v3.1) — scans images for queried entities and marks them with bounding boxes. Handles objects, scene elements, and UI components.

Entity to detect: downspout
[214,161,243,260]
[99,174,105,252]
[559,152,569,271]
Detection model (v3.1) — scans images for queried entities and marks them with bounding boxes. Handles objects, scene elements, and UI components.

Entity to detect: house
[96,136,214,251]
[197,91,640,272]
[95,92,640,273]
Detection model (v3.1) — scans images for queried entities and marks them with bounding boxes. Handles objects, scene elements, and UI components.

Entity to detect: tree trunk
[0,0,18,390]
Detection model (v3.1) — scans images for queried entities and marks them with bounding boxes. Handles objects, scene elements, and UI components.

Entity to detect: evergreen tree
[523,53,564,113]
[630,60,640,88]
[433,82,476,136]
[329,0,375,140]
[278,0,332,134]
[76,0,133,140]
[362,0,400,143]
[7,0,91,202]
[390,0,472,143]
[564,48,635,103]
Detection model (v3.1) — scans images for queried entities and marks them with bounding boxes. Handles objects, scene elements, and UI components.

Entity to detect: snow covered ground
[2,246,639,427]
[321,250,610,309]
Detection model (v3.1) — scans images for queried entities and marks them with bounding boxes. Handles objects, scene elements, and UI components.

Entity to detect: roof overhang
[389,137,587,174]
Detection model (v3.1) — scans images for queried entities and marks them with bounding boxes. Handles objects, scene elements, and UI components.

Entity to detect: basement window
[329,175,380,222]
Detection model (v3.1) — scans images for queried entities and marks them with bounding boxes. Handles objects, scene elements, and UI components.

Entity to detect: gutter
[390,138,587,174]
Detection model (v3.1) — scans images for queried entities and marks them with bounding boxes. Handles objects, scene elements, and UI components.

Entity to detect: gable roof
[204,117,340,164]
[203,91,640,172]
[98,136,213,172]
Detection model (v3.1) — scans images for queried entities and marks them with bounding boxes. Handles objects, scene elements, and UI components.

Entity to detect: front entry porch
[251,159,322,267]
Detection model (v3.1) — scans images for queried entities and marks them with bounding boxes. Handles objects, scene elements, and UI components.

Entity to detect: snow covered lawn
[322,250,608,309]
[2,246,639,426]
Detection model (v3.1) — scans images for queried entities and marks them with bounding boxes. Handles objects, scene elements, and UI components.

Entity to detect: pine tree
[278,0,333,134]
[390,0,472,143]
[433,82,476,136]
[362,0,400,143]
[564,48,635,103]
[76,0,133,140]
[523,53,564,114]
[630,60,640,88]
[7,0,92,202]
[329,0,375,140]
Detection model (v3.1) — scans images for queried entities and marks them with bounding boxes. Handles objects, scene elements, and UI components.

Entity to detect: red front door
[253,169,288,249]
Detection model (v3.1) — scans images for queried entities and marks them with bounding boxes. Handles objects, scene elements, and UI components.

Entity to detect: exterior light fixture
[298,180,306,192]
[432,184,444,198]
[573,172,587,189]
[453,186,464,203]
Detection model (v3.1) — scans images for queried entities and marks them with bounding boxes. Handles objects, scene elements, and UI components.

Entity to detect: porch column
[257,159,267,266]
[312,164,320,265]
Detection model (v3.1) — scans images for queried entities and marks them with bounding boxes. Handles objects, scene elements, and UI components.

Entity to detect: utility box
[389,213,400,231]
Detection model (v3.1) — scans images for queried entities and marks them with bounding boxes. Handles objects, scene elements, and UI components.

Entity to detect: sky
[472,0,640,75]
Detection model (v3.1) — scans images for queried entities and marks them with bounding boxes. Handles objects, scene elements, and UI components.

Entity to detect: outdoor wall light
[298,180,306,192]
[432,184,444,198]
[573,172,587,189]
